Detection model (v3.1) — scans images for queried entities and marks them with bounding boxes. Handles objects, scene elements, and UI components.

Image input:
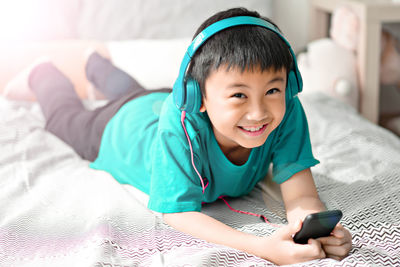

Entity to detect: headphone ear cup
[173,79,185,110]
[185,78,202,113]
[286,71,300,100]
[294,66,303,94]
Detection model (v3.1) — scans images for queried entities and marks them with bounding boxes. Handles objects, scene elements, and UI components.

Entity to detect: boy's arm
[163,211,263,254]
[280,168,326,223]
[280,168,352,260]
[163,211,326,265]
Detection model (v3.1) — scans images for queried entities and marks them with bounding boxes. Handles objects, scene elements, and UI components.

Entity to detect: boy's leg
[30,61,172,162]
[29,62,103,161]
[85,51,145,101]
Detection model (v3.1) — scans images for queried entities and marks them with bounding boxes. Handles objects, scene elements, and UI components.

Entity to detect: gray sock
[85,52,144,100]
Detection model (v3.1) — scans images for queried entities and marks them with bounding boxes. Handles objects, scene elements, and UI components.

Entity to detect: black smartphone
[293,210,343,244]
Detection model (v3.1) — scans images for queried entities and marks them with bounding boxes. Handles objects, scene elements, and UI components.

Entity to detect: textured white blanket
[0,93,399,266]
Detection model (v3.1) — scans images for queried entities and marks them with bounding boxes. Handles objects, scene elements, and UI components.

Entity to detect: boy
[10,7,351,265]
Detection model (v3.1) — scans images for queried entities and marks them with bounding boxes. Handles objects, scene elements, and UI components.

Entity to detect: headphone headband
[189,16,281,57]
[173,16,302,112]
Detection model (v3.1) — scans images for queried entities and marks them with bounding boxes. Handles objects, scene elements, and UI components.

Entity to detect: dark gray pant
[30,56,171,161]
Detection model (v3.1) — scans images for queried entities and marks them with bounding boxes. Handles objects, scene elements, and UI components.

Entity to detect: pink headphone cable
[181,111,207,193]
[180,111,278,226]
[218,196,280,226]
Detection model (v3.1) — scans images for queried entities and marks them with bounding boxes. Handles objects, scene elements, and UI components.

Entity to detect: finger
[326,254,343,261]
[306,239,326,259]
[335,223,344,228]
[322,243,352,258]
[293,219,303,233]
[325,227,353,245]
[293,240,325,261]
[287,219,302,236]
[331,226,345,238]
[318,235,346,246]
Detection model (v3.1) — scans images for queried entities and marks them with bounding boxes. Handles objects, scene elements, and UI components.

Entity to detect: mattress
[1,92,399,266]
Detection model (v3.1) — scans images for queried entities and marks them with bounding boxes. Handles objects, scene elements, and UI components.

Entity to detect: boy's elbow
[162,211,199,226]
[162,212,183,225]
[162,212,175,223]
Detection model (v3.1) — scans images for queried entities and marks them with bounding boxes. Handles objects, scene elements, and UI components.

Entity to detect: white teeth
[242,125,264,132]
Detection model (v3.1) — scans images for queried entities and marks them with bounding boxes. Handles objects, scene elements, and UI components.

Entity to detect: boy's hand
[317,224,352,261]
[261,219,326,265]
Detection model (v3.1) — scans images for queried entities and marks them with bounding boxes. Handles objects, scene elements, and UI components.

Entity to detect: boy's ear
[199,101,206,112]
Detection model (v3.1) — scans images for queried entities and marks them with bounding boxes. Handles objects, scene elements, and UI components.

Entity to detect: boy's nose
[246,102,268,122]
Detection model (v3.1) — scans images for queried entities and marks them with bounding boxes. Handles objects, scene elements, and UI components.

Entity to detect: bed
[1,38,400,266]
[1,1,400,266]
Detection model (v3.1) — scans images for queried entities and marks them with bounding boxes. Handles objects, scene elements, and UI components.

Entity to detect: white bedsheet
[0,93,399,266]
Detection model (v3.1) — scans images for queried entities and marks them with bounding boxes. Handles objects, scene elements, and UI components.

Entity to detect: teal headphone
[173,16,303,113]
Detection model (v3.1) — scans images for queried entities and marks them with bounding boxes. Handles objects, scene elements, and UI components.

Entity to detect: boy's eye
[266,88,280,95]
[232,93,246,98]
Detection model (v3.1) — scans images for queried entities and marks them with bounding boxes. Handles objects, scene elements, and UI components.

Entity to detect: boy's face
[200,65,286,153]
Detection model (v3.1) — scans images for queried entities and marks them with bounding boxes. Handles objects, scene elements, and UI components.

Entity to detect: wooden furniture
[309,0,400,124]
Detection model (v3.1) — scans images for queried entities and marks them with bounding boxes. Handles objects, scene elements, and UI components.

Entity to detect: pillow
[107,39,191,89]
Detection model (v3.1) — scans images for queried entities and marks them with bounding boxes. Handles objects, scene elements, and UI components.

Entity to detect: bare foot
[3,57,51,101]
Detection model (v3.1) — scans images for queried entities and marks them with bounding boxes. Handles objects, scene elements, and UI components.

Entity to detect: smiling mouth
[238,124,268,136]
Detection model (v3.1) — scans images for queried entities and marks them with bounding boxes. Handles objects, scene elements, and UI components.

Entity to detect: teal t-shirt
[90,92,319,213]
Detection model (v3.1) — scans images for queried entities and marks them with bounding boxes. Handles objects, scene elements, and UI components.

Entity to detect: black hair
[188,7,293,96]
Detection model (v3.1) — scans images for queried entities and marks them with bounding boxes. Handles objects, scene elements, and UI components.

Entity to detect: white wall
[77,0,273,40]
[0,0,311,51]
[272,0,310,53]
